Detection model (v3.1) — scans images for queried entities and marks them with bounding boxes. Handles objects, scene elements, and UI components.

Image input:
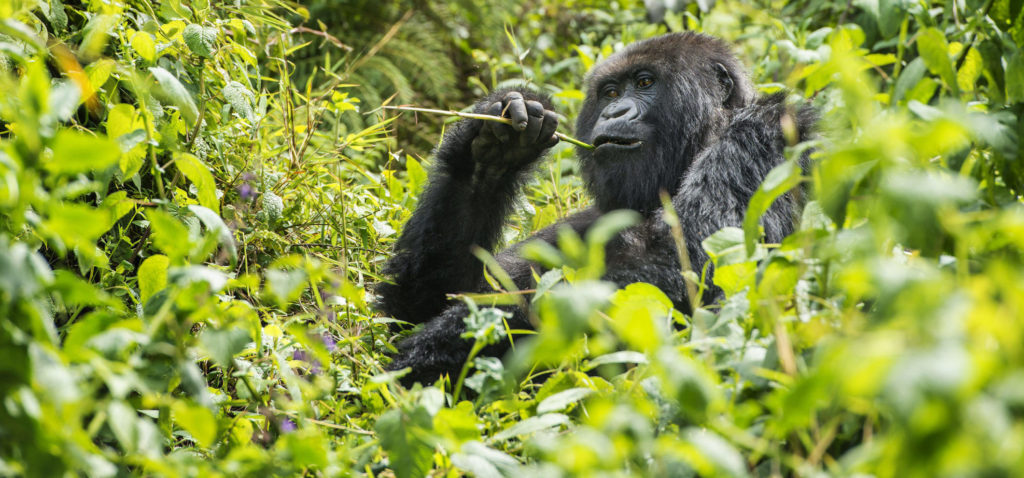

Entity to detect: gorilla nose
[601,100,639,120]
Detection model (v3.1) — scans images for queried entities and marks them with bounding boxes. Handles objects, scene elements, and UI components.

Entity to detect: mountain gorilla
[378,32,816,386]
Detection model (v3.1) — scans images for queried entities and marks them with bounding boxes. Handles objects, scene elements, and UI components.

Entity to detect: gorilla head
[575,32,756,214]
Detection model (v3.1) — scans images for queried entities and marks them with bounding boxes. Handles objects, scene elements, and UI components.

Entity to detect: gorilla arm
[377,89,561,325]
[671,92,815,304]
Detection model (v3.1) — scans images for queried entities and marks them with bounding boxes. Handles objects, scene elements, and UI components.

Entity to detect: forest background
[2,0,1024,476]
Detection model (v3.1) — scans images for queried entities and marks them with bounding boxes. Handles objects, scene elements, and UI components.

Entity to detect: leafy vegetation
[1,0,1023,476]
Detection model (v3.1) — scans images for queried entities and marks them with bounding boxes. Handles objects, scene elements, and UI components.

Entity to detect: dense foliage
[1,0,1023,476]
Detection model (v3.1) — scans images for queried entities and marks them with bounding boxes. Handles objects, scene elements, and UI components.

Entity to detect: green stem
[383,105,594,150]
[452,339,486,403]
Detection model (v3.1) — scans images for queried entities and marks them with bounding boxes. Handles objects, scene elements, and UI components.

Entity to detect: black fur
[378,32,817,386]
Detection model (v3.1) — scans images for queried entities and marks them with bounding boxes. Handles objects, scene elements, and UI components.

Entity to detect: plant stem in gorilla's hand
[383,105,594,150]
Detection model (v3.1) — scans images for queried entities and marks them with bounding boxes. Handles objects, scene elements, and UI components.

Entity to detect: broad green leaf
[79,14,117,58]
[86,59,117,90]
[48,130,120,174]
[451,441,522,478]
[892,57,926,104]
[199,326,251,369]
[876,0,904,37]
[655,347,719,421]
[222,81,255,121]
[130,31,156,62]
[491,413,569,442]
[434,402,482,445]
[584,351,649,370]
[702,227,750,267]
[137,254,169,303]
[1007,52,1024,103]
[187,205,237,264]
[48,81,80,122]
[406,155,427,195]
[183,23,217,58]
[44,203,111,251]
[146,209,191,260]
[536,387,593,414]
[957,47,983,92]
[172,401,217,448]
[607,282,672,351]
[175,152,219,213]
[116,132,146,177]
[917,27,958,93]
[376,407,435,478]
[261,191,283,225]
[99,191,135,230]
[149,66,199,123]
[743,160,801,255]
[683,428,748,477]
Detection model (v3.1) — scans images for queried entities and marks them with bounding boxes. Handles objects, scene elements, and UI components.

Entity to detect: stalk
[383,105,594,149]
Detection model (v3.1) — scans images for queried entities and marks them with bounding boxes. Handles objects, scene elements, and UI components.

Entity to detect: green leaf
[683,428,748,477]
[743,160,802,255]
[451,441,522,478]
[146,209,191,260]
[149,66,199,123]
[48,130,120,174]
[376,408,435,478]
[584,351,648,370]
[702,227,750,267]
[892,57,927,104]
[99,191,135,230]
[957,47,983,92]
[1007,52,1024,103]
[172,401,217,449]
[222,81,255,122]
[183,23,217,59]
[199,326,251,369]
[187,205,237,264]
[175,152,219,213]
[585,209,641,247]
[537,387,593,414]
[491,413,569,442]
[608,282,673,351]
[261,190,283,225]
[44,203,111,251]
[138,254,169,303]
[917,27,958,94]
[130,31,156,62]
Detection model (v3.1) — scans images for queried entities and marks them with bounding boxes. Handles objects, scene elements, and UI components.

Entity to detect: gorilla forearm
[673,93,812,303]
[378,88,559,324]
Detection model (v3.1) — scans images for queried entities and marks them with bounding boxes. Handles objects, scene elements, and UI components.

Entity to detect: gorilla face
[575,33,755,214]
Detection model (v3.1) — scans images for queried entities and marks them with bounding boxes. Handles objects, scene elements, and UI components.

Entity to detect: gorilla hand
[471,90,559,173]
[436,88,558,183]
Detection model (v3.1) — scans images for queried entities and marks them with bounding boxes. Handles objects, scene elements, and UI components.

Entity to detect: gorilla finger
[525,100,544,118]
[538,110,559,141]
[504,96,529,131]
[484,101,503,118]
[520,110,544,147]
[542,133,559,149]
[481,102,508,142]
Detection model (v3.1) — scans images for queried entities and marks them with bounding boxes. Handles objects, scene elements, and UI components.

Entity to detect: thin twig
[383,105,594,150]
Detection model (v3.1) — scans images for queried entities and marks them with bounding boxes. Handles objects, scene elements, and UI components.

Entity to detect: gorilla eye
[636,76,655,88]
[603,86,620,98]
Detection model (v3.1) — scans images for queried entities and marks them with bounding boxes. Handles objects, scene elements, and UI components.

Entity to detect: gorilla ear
[713,62,736,107]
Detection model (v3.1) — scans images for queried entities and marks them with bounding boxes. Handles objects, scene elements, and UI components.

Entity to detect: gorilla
[378,32,816,386]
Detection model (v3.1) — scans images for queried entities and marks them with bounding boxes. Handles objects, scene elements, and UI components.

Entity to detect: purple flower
[292,348,322,374]
[321,333,337,352]
[280,418,296,433]
[238,173,257,201]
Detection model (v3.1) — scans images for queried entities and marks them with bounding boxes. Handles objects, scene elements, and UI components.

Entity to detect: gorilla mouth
[594,135,643,149]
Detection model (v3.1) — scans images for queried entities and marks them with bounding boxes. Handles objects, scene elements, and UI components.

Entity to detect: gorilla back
[378,32,816,386]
